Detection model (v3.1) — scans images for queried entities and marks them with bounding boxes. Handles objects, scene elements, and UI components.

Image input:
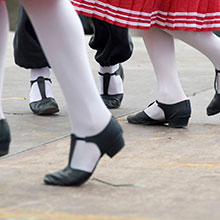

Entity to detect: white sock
[29,67,54,102]
[99,64,123,95]
[21,0,111,172]
[0,1,9,120]
[164,30,220,93]
[142,27,187,120]
[99,64,119,74]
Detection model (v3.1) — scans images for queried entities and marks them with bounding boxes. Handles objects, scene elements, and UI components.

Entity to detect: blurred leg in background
[0,0,11,157]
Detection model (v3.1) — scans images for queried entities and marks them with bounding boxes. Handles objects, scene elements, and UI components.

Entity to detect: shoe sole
[37,107,59,115]
[127,117,166,126]
[207,109,220,116]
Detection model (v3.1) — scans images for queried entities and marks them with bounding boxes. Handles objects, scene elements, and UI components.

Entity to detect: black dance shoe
[127,110,166,125]
[44,116,125,186]
[127,100,191,128]
[99,64,124,109]
[29,77,59,115]
[207,69,220,116]
[0,119,11,157]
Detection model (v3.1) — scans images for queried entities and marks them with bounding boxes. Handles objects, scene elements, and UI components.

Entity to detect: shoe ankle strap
[98,65,123,77]
[30,76,52,86]
[98,72,116,77]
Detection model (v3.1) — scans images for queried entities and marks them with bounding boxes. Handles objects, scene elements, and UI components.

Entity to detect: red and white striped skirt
[71,0,220,31]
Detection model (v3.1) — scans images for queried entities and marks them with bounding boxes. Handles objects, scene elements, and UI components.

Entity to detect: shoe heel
[0,142,10,156]
[157,100,191,128]
[168,117,190,128]
[106,134,125,158]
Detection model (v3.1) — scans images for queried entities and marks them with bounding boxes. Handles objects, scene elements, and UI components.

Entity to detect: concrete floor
[1,32,220,220]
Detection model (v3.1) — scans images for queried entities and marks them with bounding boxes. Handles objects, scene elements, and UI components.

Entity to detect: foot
[44,116,124,186]
[207,69,220,116]
[206,93,220,116]
[0,119,11,157]
[127,111,166,125]
[29,76,59,115]
[128,100,191,128]
[99,64,124,109]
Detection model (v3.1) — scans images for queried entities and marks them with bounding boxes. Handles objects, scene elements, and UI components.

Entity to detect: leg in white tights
[20,0,112,173]
[30,67,55,103]
[0,1,9,120]
[142,28,220,120]
[164,30,220,93]
[0,1,11,157]
[142,27,187,120]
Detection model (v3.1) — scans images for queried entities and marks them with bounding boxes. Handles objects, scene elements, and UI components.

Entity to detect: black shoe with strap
[44,116,125,186]
[0,119,11,157]
[207,69,220,116]
[127,102,167,125]
[127,100,191,128]
[99,64,124,109]
[29,76,59,115]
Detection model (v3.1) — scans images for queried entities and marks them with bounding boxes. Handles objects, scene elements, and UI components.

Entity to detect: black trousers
[13,6,133,69]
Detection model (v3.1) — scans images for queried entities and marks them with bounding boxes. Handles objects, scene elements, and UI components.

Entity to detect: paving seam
[0,87,214,160]
[0,115,126,160]
[0,134,70,161]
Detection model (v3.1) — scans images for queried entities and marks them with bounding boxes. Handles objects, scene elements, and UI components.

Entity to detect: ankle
[157,90,187,104]
[71,113,112,137]
[99,64,119,74]
[69,140,101,172]
[99,64,123,95]
[29,76,54,103]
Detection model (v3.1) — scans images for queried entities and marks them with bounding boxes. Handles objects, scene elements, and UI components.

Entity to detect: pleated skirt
[71,0,220,31]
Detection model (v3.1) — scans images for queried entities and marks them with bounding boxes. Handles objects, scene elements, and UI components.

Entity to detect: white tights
[19,0,111,172]
[0,1,8,119]
[142,27,220,120]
